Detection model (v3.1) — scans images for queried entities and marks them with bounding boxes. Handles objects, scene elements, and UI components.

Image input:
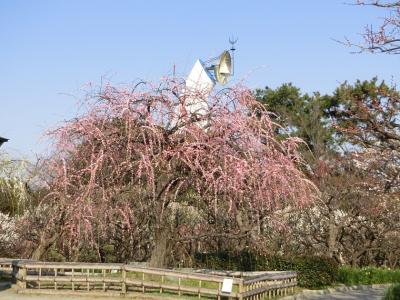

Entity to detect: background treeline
[253,78,400,269]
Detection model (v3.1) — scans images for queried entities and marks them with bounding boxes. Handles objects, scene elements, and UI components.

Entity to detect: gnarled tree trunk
[149,226,173,268]
[31,231,60,260]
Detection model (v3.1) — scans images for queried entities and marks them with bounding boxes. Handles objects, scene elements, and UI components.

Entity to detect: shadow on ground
[0,282,11,292]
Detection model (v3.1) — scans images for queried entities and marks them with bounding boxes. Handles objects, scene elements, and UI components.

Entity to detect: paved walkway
[301,287,386,300]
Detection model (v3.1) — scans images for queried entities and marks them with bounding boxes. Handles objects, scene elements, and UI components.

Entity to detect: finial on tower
[229,36,238,52]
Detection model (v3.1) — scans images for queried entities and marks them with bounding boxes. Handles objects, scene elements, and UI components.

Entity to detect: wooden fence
[0,258,297,299]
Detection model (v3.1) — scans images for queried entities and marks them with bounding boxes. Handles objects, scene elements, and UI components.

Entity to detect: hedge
[194,252,338,289]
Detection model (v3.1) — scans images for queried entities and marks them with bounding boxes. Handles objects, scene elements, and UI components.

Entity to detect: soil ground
[300,287,386,300]
[0,282,387,300]
[0,282,179,300]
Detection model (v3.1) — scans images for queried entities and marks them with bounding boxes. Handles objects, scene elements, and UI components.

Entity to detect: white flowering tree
[0,152,32,257]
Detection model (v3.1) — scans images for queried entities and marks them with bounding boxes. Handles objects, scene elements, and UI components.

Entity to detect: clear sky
[1,0,399,159]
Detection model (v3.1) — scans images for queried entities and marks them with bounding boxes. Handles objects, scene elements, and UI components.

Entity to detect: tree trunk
[327,215,339,258]
[149,226,172,268]
[31,232,60,260]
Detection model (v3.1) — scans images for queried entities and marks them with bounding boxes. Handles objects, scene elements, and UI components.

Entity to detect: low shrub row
[194,252,339,289]
[383,284,400,300]
[338,266,400,285]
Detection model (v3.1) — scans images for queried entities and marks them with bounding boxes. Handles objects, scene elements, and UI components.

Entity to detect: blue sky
[1,0,399,159]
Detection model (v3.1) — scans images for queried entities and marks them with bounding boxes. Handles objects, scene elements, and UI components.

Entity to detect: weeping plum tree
[33,78,316,266]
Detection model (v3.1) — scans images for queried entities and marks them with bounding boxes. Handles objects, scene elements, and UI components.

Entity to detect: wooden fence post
[54,268,57,290]
[86,269,90,291]
[198,279,202,299]
[122,267,127,294]
[238,278,244,300]
[102,269,106,292]
[142,271,145,293]
[20,266,27,289]
[11,263,18,285]
[72,268,75,291]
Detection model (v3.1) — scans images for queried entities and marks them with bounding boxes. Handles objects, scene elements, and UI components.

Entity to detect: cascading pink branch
[41,78,317,253]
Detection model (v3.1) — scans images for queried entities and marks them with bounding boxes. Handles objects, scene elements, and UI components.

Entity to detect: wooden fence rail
[0,258,297,299]
[0,259,12,274]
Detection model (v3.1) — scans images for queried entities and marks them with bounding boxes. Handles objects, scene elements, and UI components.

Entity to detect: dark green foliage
[290,256,338,289]
[100,244,118,263]
[383,284,400,300]
[255,84,337,159]
[194,252,338,289]
[329,78,400,150]
[73,244,119,263]
[338,266,400,285]
[73,245,99,263]
[45,248,66,262]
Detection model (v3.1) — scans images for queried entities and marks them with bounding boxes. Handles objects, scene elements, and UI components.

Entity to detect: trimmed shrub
[194,252,338,289]
[338,266,400,285]
[290,256,338,289]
